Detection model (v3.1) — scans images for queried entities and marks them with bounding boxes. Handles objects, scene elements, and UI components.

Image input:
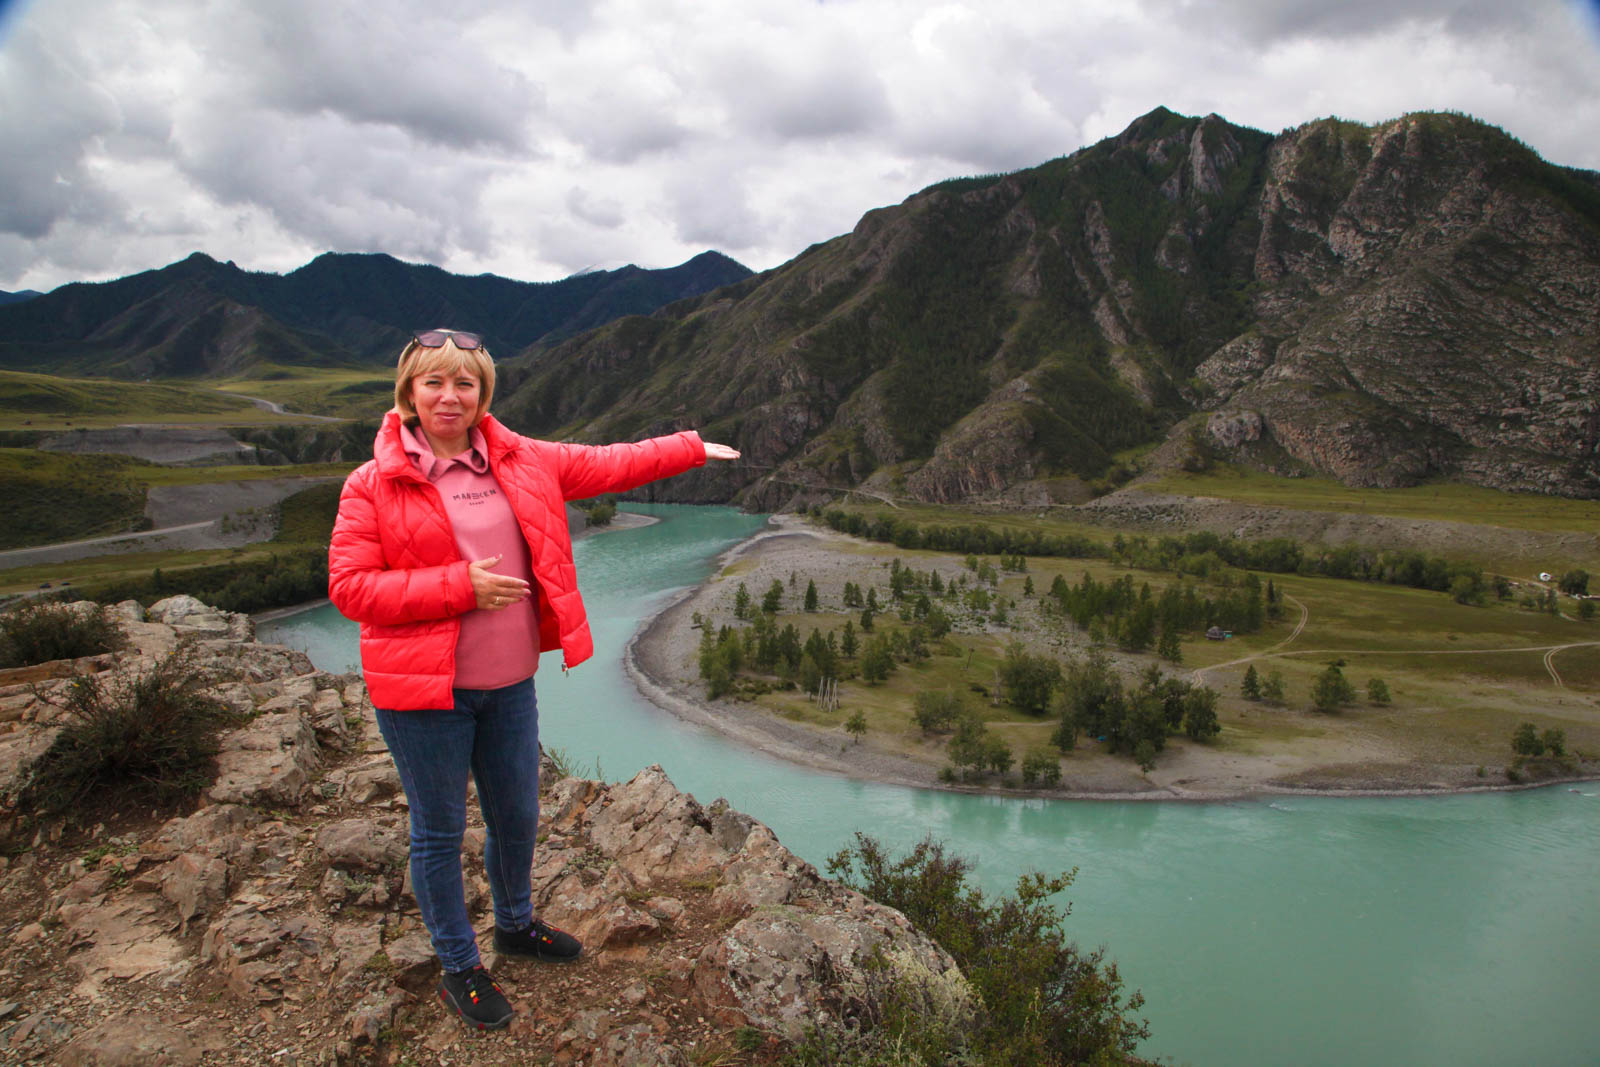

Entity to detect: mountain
[0,251,752,377]
[0,290,41,306]
[494,108,1599,505]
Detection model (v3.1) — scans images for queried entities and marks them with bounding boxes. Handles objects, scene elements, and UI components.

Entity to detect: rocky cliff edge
[0,598,969,1065]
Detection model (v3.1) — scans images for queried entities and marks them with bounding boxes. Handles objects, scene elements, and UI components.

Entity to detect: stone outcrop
[0,599,972,1064]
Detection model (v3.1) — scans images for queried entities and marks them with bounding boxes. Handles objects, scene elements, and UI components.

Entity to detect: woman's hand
[703,442,740,461]
[468,555,531,612]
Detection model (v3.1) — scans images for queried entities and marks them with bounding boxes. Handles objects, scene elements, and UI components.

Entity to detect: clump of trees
[1052,655,1220,770]
[1511,722,1566,758]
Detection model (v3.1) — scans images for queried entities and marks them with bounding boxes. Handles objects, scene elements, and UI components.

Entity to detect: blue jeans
[375,678,541,972]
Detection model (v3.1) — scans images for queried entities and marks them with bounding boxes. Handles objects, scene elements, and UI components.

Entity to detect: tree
[762,579,784,614]
[840,619,858,658]
[1541,728,1566,758]
[998,643,1062,715]
[1582,600,1597,622]
[804,579,819,612]
[1133,739,1157,772]
[1156,626,1182,664]
[1450,575,1483,605]
[1558,570,1590,596]
[983,735,1015,775]
[1511,722,1544,757]
[947,715,992,775]
[1021,746,1061,786]
[914,690,965,734]
[860,636,894,684]
[1182,687,1221,742]
[1311,664,1357,712]
[1261,670,1286,704]
[1241,664,1262,701]
[1366,677,1392,705]
[845,711,867,743]
[733,582,751,620]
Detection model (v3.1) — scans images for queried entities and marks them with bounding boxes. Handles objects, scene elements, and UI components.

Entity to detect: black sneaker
[438,965,513,1030]
[493,918,582,962]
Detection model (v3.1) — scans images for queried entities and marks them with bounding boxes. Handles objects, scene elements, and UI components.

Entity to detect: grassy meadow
[0,368,334,429]
[1142,463,1600,540]
[214,365,395,420]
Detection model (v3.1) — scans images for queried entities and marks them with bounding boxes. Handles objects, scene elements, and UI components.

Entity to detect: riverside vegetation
[687,500,1597,795]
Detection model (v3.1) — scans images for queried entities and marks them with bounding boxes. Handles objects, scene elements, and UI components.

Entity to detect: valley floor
[625,515,1600,800]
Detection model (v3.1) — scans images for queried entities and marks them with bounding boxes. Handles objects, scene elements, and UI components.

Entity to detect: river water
[262,504,1600,1067]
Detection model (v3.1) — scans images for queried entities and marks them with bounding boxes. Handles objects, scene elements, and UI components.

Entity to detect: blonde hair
[393,333,497,425]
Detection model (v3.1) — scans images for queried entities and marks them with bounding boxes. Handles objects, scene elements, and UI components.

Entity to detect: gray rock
[315,818,406,872]
[208,712,320,806]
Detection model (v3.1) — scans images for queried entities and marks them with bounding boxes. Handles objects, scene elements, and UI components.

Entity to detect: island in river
[626,514,1600,800]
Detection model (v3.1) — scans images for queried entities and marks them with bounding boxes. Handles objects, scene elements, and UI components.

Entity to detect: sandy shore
[625,516,1598,801]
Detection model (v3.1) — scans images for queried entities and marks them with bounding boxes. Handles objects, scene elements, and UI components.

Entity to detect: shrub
[21,647,239,814]
[1511,722,1545,757]
[827,834,1149,1066]
[0,601,123,669]
[913,690,965,735]
[1021,746,1062,786]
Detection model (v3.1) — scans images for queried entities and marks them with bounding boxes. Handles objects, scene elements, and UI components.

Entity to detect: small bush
[0,601,123,669]
[21,647,239,814]
[827,834,1149,1065]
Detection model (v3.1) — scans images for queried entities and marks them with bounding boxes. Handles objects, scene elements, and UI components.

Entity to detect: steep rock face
[0,600,970,1065]
[1198,115,1600,495]
[499,108,1599,504]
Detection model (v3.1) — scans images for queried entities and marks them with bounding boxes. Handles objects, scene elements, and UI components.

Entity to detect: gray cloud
[1154,0,1555,42]
[2,0,1598,292]
[0,24,124,239]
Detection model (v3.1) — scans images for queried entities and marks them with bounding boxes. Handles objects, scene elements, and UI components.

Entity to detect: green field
[0,368,331,429]
[215,365,395,420]
[1142,463,1600,536]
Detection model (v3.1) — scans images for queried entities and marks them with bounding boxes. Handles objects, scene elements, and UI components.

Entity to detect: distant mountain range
[492,108,1599,504]
[0,290,40,306]
[0,251,752,377]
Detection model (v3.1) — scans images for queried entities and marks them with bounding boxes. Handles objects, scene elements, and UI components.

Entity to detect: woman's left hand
[703,442,740,461]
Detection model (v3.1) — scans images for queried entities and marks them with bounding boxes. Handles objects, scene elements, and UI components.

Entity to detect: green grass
[131,461,355,487]
[1141,464,1600,536]
[215,365,394,419]
[0,449,151,548]
[0,369,331,429]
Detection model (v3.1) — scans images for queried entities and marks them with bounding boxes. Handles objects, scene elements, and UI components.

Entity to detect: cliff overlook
[0,600,1142,1065]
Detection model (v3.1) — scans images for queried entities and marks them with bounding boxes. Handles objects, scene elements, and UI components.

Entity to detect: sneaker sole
[438,986,514,1030]
[495,942,583,964]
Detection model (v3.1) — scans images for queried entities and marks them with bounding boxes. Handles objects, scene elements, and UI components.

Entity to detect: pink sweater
[400,422,539,690]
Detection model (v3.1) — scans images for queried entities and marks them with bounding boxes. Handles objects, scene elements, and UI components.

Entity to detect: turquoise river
[261,504,1600,1067]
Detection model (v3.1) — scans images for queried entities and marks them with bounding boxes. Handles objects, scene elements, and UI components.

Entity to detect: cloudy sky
[3,0,1599,293]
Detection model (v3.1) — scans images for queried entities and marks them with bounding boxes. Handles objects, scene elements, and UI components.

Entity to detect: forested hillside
[493,108,1599,506]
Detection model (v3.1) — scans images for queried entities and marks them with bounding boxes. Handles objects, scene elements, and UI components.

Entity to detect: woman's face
[410,364,482,452]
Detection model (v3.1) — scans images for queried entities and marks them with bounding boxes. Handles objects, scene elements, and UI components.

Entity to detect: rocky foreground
[0,599,969,1065]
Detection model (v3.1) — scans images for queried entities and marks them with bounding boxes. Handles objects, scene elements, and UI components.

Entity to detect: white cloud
[1,0,1597,292]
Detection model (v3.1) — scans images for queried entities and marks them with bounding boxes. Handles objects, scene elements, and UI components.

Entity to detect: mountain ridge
[492,107,1598,504]
[0,250,753,378]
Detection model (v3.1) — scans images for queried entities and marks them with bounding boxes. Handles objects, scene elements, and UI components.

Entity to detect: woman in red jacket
[328,329,738,1030]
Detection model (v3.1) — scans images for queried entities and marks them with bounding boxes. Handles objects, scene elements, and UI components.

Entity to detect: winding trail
[1192,589,1596,689]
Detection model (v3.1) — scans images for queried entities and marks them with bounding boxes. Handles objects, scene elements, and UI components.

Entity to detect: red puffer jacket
[329,411,705,710]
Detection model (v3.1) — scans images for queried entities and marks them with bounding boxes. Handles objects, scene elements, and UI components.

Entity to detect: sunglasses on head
[412,329,484,350]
